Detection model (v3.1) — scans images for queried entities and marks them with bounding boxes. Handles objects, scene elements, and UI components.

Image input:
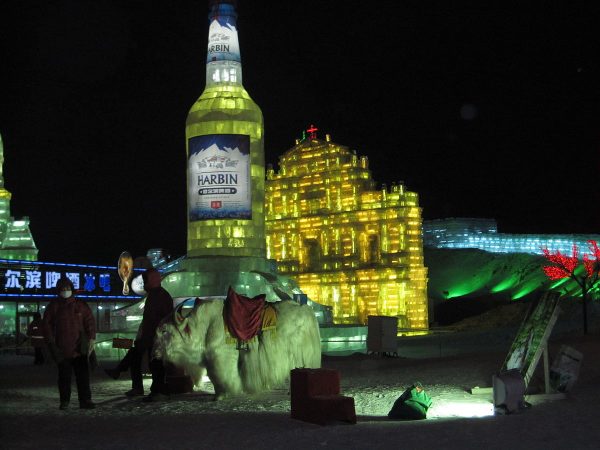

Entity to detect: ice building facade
[265,130,428,329]
[0,134,37,261]
[423,217,600,257]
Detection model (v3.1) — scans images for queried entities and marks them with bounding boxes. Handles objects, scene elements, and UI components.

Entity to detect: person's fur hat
[142,268,161,289]
[56,277,74,294]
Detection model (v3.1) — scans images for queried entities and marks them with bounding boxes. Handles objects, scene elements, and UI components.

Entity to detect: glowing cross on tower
[307,124,318,139]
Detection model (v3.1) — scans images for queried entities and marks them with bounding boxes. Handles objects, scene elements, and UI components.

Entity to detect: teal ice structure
[423,218,600,257]
[158,255,333,325]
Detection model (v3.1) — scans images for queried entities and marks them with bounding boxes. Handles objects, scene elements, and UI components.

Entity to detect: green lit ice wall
[426,248,597,302]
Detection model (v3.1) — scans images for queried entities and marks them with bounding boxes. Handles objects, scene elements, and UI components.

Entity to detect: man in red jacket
[43,277,96,410]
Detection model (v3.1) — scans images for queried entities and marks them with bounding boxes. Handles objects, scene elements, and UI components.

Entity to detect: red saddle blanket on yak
[224,286,276,342]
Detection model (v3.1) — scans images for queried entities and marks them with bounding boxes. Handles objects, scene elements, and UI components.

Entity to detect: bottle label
[207,16,241,63]
[188,134,251,221]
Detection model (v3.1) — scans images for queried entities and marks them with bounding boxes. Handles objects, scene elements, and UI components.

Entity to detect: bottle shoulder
[187,84,263,120]
[196,84,254,100]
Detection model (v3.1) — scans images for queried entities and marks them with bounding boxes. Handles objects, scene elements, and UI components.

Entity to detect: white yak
[154,298,321,399]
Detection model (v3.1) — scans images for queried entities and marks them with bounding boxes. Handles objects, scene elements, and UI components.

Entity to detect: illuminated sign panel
[188,134,251,221]
[0,259,142,300]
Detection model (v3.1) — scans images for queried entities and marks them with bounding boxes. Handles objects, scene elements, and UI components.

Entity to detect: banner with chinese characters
[188,134,251,221]
[0,259,142,300]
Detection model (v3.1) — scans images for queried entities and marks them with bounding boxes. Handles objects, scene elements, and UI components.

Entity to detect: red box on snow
[290,368,356,425]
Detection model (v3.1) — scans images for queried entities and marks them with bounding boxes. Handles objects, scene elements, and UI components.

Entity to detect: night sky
[0,1,598,265]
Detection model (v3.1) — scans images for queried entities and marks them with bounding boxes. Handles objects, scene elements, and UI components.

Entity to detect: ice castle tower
[0,133,38,261]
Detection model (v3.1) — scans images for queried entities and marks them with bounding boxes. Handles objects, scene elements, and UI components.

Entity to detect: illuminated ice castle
[265,128,428,328]
[0,134,37,261]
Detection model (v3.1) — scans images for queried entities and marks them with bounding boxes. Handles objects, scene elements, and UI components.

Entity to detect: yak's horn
[174,302,187,324]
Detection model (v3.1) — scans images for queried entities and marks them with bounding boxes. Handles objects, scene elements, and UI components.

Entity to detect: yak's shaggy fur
[154,299,321,398]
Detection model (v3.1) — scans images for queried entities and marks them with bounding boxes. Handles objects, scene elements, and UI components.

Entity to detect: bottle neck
[205,2,243,88]
[206,60,243,87]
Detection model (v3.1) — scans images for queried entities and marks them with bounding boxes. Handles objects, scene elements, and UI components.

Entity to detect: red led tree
[542,240,600,334]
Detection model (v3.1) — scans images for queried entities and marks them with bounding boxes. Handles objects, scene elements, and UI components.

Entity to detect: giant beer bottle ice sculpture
[186,0,265,259]
[166,0,304,303]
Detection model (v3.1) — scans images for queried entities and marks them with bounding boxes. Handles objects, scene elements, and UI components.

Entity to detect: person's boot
[79,400,96,409]
[142,392,169,403]
[59,400,69,410]
[125,388,144,397]
[104,368,120,380]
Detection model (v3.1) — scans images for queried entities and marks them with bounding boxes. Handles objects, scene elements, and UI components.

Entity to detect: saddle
[223,286,277,346]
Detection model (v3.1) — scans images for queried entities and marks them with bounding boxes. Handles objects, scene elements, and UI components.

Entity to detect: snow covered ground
[1,330,600,449]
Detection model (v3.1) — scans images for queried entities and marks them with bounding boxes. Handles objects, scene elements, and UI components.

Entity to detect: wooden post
[543,345,550,394]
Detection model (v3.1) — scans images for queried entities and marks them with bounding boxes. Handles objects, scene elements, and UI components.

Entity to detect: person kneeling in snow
[105,268,173,402]
[388,382,432,420]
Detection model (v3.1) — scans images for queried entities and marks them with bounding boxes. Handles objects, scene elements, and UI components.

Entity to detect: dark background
[0,0,598,265]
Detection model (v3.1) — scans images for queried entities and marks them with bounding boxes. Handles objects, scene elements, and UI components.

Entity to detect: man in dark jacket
[120,268,173,401]
[43,277,96,410]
